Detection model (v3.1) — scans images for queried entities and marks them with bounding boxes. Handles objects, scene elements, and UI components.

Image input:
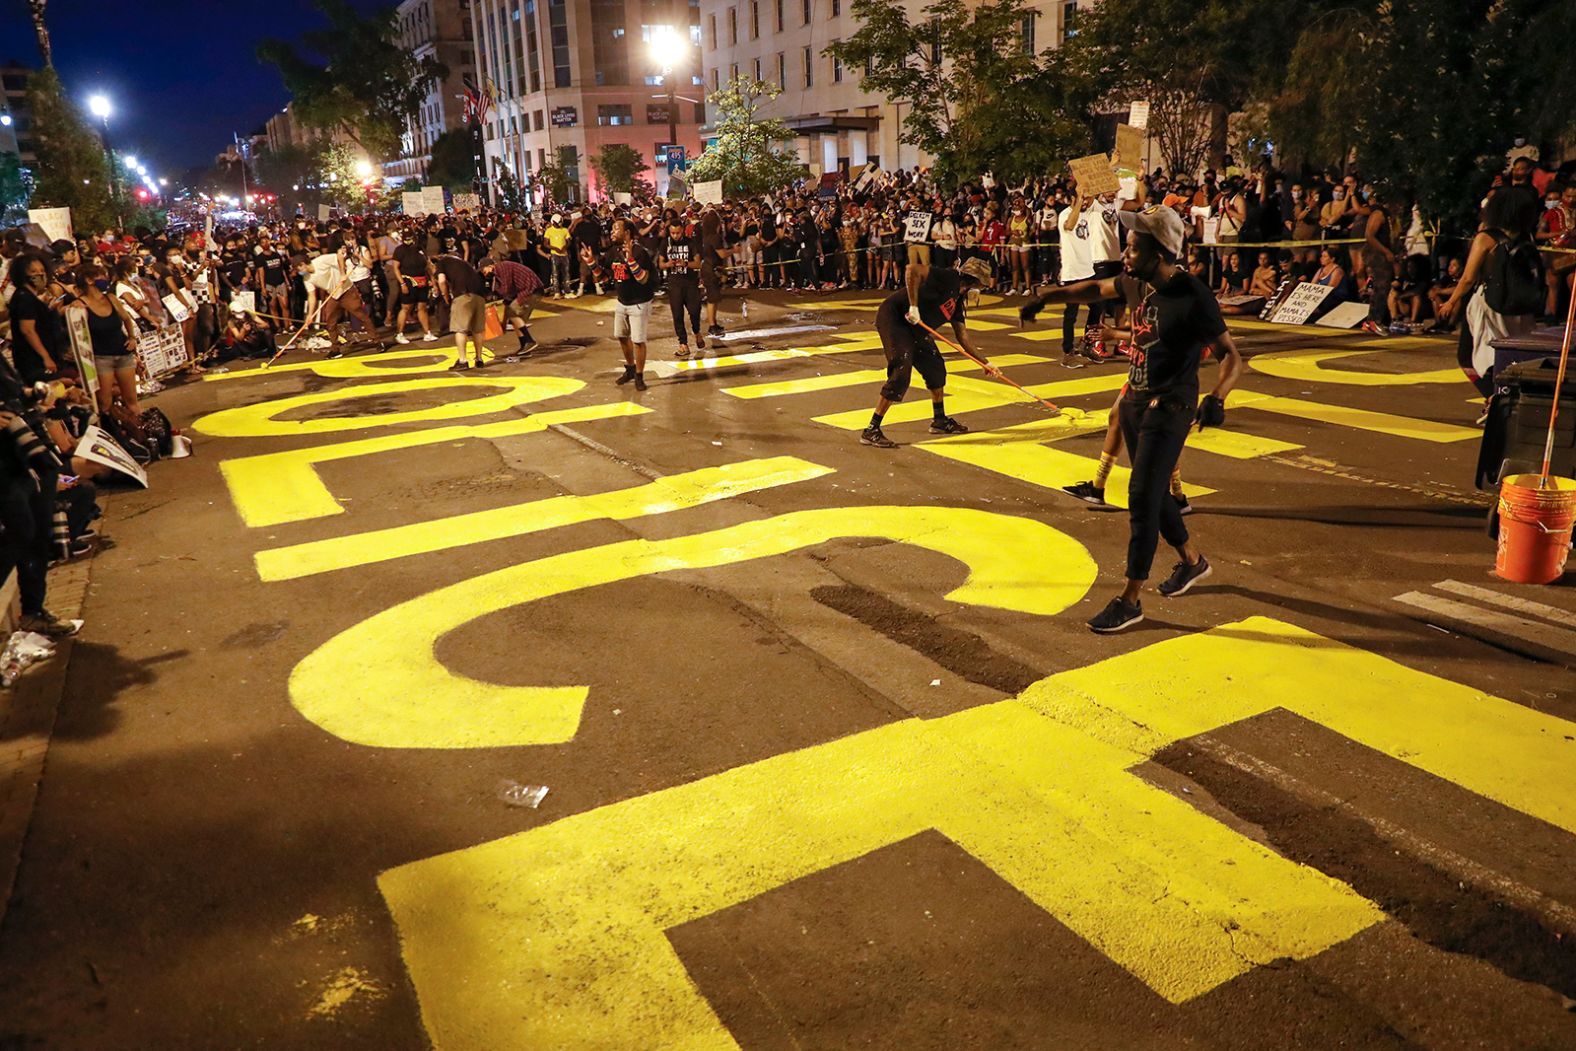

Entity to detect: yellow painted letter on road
[290,506,1096,748]
[1248,347,1461,387]
[220,402,649,527]
[193,375,584,437]
[379,616,1576,1051]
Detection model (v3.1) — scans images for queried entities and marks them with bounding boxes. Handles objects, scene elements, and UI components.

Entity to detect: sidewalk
[0,556,93,926]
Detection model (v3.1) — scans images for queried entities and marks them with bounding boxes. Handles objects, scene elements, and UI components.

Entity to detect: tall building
[0,63,35,165]
[387,0,477,182]
[264,103,349,154]
[469,0,707,204]
[697,0,1084,175]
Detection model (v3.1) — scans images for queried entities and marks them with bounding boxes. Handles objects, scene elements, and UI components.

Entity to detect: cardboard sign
[1269,281,1335,325]
[903,211,933,244]
[317,204,332,222]
[74,425,148,488]
[230,291,255,315]
[162,294,191,324]
[1068,154,1119,197]
[504,228,530,251]
[138,324,189,377]
[668,171,689,199]
[27,207,73,244]
[612,192,634,206]
[693,180,724,206]
[421,187,448,215]
[853,163,879,193]
[62,304,99,399]
[1315,301,1370,329]
[453,192,481,212]
[403,191,425,216]
[1128,100,1151,130]
[1115,124,1146,172]
[1202,216,1221,245]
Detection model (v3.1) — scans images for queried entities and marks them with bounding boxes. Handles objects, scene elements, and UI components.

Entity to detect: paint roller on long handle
[917,320,1061,415]
[1537,284,1576,487]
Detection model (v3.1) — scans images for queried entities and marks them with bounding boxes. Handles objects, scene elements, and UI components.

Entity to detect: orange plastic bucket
[1496,474,1576,584]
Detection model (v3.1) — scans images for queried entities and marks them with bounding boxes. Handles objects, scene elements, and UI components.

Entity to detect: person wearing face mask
[67,264,142,416]
[1320,183,1353,241]
[1536,183,1575,324]
[8,254,72,382]
[1005,201,1031,294]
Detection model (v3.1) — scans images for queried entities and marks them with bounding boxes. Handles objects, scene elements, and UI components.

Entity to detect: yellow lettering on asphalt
[289,506,1096,749]
[721,353,1050,400]
[204,346,471,382]
[192,375,584,437]
[221,403,649,527]
[1249,348,1462,386]
[662,331,884,374]
[813,373,1128,430]
[1229,390,1480,443]
[255,456,835,581]
[372,613,1576,1050]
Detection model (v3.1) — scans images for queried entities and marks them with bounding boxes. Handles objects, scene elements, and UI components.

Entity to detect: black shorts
[701,262,722,301]
[876,301,946,402]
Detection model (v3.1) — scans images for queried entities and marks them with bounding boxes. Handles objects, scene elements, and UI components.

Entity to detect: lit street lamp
[648,26,700,191]
[86,94,123,225]
[355,159,373,179]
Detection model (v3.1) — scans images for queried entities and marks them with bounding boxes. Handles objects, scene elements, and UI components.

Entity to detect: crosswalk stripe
[1393,590,1576,659]
[1432,579,1576,629]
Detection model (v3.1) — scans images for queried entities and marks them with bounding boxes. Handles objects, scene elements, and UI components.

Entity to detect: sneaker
[616,366,637,385]
[20,611,82,638]
[1360,319,1385,335]
[68,537,93,558]
[472,358,489,370]
[1088,597,1144,634]
[675,345,691,358]
[929,415,969,435]
[1061,352,1087,369]
[449,360,470,371]
[326,349,344,359]
[1063,481,1111,508]
[1173,493,1194,516]
[633,372,648,391]
[860,425,898,449]
[1157,555,1212,597]
[696,334,706,350]
[519,341,539,356]
[395,332,411,344]
[422,332,439,342]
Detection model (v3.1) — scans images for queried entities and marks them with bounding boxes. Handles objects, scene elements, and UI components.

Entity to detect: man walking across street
[860,255,993,448]
[661,215,706,358]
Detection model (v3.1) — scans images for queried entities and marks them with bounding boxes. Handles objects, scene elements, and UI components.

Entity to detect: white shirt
[309,252,347,297]
[1058,206,1095,283]
[932,219,957,251]
[1087,201,1120,263]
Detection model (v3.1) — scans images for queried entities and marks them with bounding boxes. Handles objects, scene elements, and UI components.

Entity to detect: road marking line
[1393,590,1576,659]
[720,353,1051,400]
[1229,390,1480,443]
[289,506,1097,749]
[255,456,834,582]
[1433,579,1576,628]
[812,373,1129,430]
[1248,348,1461,386]
[204,346,466,382]
[221,403,649,527]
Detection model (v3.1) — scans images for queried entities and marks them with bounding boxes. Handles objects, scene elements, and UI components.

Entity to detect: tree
[427,129,478,190]
[687,77,805,198]
[254,141,326,202]
[530,159,572,208]
[827,0,1086,188]
[27,0,51,67]
[317,142,372,210]
[589,143,650,197]
[258,0,447,160]
[0,153,32,225]
[24,68,114,232]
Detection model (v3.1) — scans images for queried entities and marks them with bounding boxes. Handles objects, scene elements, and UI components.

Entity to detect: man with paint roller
[1020,204,1242,633]
[860,255,994,449]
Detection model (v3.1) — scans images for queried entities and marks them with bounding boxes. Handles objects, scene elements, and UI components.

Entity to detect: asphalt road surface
[2,287,1575,1051]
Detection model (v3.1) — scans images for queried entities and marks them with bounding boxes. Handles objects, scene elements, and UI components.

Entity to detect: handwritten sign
[161,294,191,324]
[230,291,256,316]
[903,211,933,244]
[317,204,332,222]
[693,180,724,206]
[1068,154,1119,197]
[452,192,481,213]
[1128,100,1150,130]
[403,191,426,216]
[1269,281,1335,326]
[27,207,73,244]
[1115,124,1146,172]
[421,187,448,215]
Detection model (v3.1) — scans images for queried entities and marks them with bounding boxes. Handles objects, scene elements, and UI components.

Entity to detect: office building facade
[0,64,35,165]
[388,0,478,182]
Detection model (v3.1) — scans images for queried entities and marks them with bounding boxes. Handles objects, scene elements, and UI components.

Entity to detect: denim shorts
[95,354,137,372]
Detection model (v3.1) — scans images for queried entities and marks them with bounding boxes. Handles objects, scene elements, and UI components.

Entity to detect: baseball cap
[1118,205,1186,259]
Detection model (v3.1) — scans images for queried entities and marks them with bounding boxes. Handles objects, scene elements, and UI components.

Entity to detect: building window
[591,0,630,86]
[774,0,783,32]
[802,45,812,87]
[1060,1,1078,43]
[708,13,716,49]
[693,101,706,123]
[534,109,545,130]
[832,46,842,82]
[776,52,785,89]
[524,0,542,92]
[710,67,719,90]
[730,62,738,82]
[749,0,759,38]
[1019,13,1035,52]
[549,0,572,86]
[598,103,634,125]
[801,0,810,24]
[648,103,671,124]
[831,0,838,15]
[754,57,762,81]
[727,6,737,45]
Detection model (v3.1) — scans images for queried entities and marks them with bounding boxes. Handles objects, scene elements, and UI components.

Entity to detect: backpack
[1483,230,1544,316]
[103,404,157,465]
[140,408,174,458]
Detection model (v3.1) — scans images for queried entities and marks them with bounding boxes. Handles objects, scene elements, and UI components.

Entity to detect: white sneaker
[395,333,411,344]
[422,332,438,342]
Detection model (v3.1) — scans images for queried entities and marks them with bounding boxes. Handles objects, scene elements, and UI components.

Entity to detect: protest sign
[1269,282,1335,325]
[1315,301,1370,329]
[1115,124,1146,171]
[853,163,879,193]
[693,180,724,206]
[162,294,191,324]
[1068,154,1119,197]
[421,186,448,215]
[903,211,933,244]
[317,204,332,222]
[138,324,190,377]
[230,290,255,315]
[612,192,633,206]
[817,171,843,198]
[1128,100,1150,130]
[453,192,481,212]
[74,425,149,488]
[27,207,73,244]
[668,171,689,199]
[403,191,425,216]
[1202,216,1221,245]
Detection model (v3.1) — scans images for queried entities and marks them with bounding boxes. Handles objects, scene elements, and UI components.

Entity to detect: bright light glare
[123,154,138,168]
[0,114,11,127]
[354,159,373,178]
[87,94,112,120]
[647,25,683,69]
[159,177,168,186]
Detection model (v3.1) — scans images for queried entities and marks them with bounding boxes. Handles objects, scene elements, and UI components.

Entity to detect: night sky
[1,0,390,177]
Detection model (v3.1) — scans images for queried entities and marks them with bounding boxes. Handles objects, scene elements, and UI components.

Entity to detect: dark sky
[1,0,390,176]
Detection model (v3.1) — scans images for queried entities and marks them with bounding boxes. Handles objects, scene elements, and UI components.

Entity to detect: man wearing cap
[860,255,993,448]
[478,255,544,356]
[1020,204,1242,633]
[542,214,572,296]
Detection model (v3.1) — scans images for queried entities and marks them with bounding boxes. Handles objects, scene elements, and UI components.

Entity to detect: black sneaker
[633,372,648,391]
[449,359,470,371]
[326,348,345,360]
[21,610,82,638]
[929,415,969,435]
[1063,481,1115,510]
[1173,493,1194,516]
[1088,597,1144,634]
[616,366,637,385]
[860,425,898,449]
[1157,556,1212,598]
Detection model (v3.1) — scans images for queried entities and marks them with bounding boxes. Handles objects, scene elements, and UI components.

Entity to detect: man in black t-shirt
[860,255,993,449]
[435,253,488,369]
[390,235,437,343]
[587,218,656,389]
[1020,205,1243,633]
[660,217,706,357]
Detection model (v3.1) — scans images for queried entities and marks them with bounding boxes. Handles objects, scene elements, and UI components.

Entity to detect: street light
[86,94,124,225]
[123,154,138,169]
[354,158,373,179]
[87,94,111,121]
[648,26,698,191]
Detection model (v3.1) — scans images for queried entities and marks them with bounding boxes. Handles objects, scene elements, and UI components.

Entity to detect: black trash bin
[1477,357,1576,537]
